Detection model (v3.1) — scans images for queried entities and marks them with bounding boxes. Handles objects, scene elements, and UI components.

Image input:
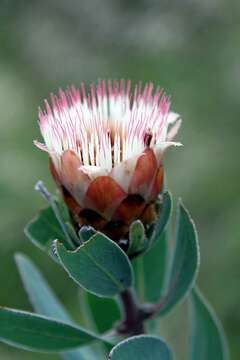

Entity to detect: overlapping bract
[35,80,181,239]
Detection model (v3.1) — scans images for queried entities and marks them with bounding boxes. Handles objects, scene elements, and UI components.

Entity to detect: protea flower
[35,80,181,242]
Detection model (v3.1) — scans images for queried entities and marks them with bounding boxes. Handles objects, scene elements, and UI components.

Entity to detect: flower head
[35,80,181,240]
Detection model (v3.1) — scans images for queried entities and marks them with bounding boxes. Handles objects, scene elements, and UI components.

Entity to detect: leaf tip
[14,252,28,267]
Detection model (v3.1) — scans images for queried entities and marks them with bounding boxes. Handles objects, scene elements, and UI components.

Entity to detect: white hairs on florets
[35,80,181,171]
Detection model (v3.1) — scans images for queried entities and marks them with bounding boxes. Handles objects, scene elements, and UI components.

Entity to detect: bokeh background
[0,0,239,359]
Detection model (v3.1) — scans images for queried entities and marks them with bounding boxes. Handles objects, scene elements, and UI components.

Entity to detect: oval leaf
[82,292,120,334]
[15,254,99,360]
[134,232,168,303]
[24,206,69,254]
[55,232,133,297]
[15,253,72,323]
[109,335,173,360]
[128,220,146,255]
[158,201,200,315]
[133,192,171,302]
[79,226,96,243]
[189,287,229,360]
[149,191,172,249]
[0,308,108,352]
[63,347,99,360]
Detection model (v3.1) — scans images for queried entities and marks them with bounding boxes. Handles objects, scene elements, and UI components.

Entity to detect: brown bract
[38,81,182,243]
[49,148,164,241]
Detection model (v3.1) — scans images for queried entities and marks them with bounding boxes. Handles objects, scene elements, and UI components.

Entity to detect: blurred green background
[0,0,239,359]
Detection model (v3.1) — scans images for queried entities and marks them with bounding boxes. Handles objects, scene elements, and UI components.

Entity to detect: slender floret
[35,80,182,240]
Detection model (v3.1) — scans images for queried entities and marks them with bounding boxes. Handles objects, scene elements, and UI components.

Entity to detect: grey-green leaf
[55,232,133,297]
[158,201,200,315]
[63,347,99,360]
[128,220,146,255]
[109,335,173,360]
[133,192,172,302]
[134,232,168,303]
[0,308,107,352]
[15,253,72,323]
[189,287,229,360]
[15,254,99,360]
[24,206,71,254]
[149,191,172,249]
[79,226,96,243]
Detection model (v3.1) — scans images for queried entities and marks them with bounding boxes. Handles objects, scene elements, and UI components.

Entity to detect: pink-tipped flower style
[35,80,181,240]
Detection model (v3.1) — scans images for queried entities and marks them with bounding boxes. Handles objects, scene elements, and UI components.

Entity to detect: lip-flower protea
[35,80,181,242]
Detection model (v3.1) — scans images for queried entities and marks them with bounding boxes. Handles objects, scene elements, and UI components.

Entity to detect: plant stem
[117,289,145,336]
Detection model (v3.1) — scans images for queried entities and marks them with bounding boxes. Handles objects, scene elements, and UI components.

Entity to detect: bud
[35,80,181,241]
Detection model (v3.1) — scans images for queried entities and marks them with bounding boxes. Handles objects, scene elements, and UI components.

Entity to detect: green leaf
[34,182,75,249]
[15,253,72,322]
[134,232,168,303]
[84,292,120,333]
[158,201,200,315]
[24,206,71,255]
[128,220,146,255]
[149,191,172,249]
[79,226,96,243]
[109,335,173,360]
[189,287,229,360]
[0,307,108,352]
[63,347,99,360]
[15,254,99,360]
[55,232,133,297]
